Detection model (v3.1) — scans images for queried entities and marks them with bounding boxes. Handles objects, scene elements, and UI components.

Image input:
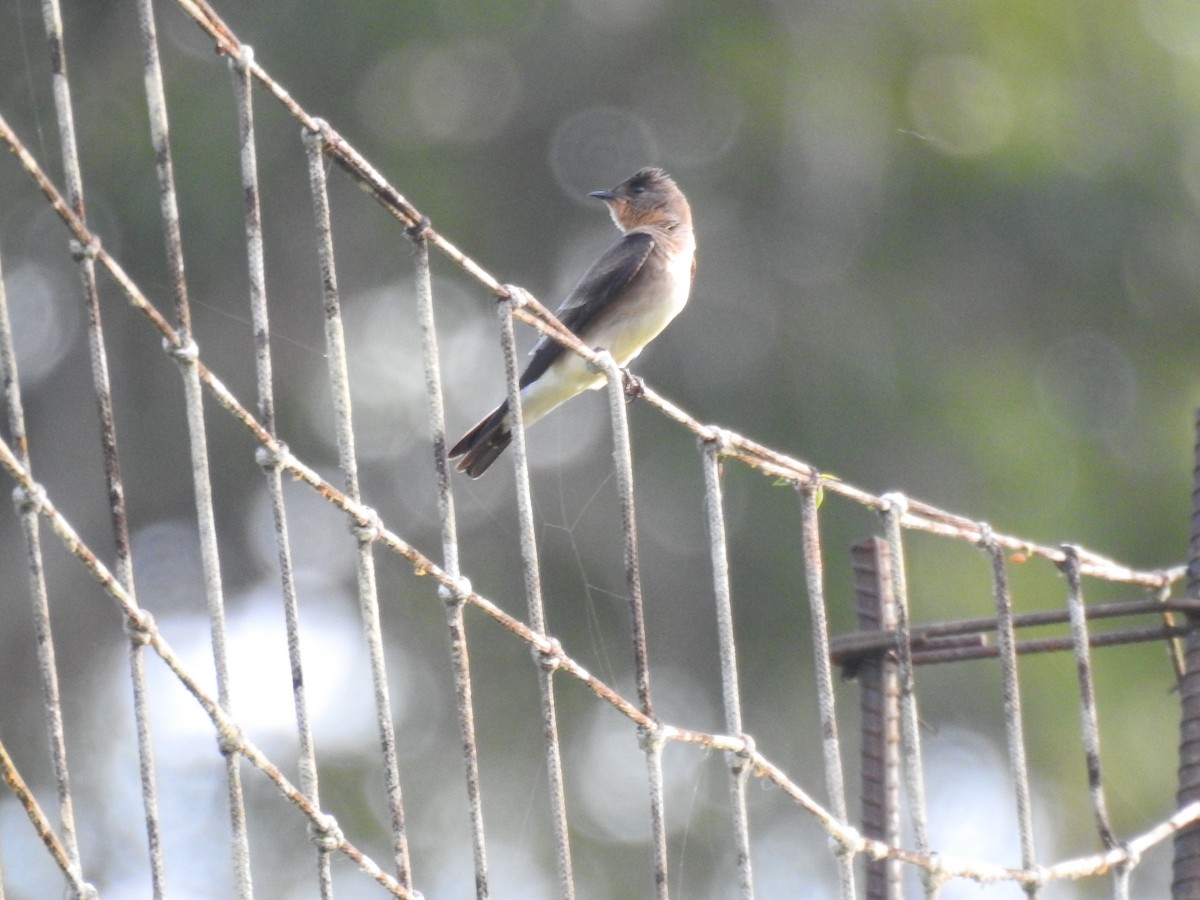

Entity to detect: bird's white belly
[593,235,694,365]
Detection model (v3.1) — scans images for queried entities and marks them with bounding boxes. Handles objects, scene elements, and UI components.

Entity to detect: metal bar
[1173,406,1200,897]
[908,624,1192,665]
[831,596,1200,661]
[852,538,900,900]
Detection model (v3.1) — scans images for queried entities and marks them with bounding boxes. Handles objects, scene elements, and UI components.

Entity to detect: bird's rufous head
[589,167,692,232]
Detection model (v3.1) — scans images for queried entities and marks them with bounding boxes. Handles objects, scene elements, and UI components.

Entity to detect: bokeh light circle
[2,263,81,389]
[549,107,658,200]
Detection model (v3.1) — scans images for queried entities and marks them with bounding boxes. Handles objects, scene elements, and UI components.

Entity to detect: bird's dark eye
[632,184,646,194]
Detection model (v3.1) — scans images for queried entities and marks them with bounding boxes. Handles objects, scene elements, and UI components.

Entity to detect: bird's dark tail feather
[449,402,512,478]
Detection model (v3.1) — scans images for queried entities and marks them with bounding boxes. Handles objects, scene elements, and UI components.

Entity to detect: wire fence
[0,1,1197,898]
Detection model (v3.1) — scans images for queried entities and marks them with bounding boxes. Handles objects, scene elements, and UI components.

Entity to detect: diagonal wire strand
[0,736,95,899]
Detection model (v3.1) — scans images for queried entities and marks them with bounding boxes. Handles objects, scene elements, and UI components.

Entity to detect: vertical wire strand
[229,49,333,898]
[412,226,490,897]
[0,243,95,900]
[1113,862,1132,900]
[879,493,937,898]
[38,0,166,891]
[134,0,189,333]
[699,436,754,899]
[494,287,576,898]
[34,0,90,876]
[1,253,76,887]
[978,527,1040,899]
[797,480,856,898]
[1060,544,1117,850]
[135,1,253,893]
[303,122,413,890]
[597,358,654,716]
[597,354,668,896]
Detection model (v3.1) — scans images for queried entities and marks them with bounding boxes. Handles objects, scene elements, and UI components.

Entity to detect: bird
[449,167,696,478]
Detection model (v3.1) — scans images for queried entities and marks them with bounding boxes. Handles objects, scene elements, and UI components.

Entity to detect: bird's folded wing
[520,230,655,388]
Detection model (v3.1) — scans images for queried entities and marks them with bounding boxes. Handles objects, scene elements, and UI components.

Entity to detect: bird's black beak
[588,189,616,201]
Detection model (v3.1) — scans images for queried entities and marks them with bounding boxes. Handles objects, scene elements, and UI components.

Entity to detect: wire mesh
[0,2,1196,898]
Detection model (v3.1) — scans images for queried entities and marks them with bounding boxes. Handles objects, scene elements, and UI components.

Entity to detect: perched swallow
[449,167,696,478]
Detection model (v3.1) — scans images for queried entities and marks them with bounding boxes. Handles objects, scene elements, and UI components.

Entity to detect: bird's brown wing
[519,230,655,388]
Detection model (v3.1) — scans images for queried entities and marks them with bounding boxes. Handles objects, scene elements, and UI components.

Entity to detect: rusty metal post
[853,537,901,899]
[1174,408,1200,898]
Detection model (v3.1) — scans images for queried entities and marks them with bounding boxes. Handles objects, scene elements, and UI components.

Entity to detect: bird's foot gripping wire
[620,366,645,403]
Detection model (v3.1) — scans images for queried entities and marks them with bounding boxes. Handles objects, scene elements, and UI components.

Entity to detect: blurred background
[0,0,1197,897]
